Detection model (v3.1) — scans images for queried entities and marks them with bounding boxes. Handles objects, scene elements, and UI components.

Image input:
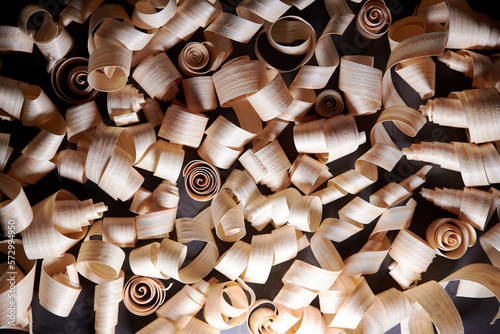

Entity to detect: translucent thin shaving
[0,240,36,331]
[38,253,82,317]
[403,141,500,187]
[158,105,209,148]
[21,190,100,260]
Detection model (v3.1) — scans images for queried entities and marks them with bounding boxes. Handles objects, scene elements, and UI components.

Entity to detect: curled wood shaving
[356,0,391,40]
[183,160,221,202]
[51,57,99,104]
[123,275,169,316]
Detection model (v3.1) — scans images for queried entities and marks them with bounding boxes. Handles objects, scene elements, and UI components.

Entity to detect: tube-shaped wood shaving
[39,253,82,317]
[158,105,208,148]
[94,270,124,334]
[480,223,500,267]
[182,77,218,112]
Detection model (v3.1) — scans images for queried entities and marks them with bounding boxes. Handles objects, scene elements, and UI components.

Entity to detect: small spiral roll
[123,275,169,316]
[51,57,99,104]
[182,159,221,202]
[178,42,214,77]
[426,218,476,259]
[356,0,392,40]
[314,89,344,118]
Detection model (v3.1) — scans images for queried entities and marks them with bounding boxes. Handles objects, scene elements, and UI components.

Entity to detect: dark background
[1,0,500,333]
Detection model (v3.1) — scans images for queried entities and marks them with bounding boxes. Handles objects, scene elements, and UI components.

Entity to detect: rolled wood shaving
[356,0,391,40]
[131,0,177,29]
[158,105,209,148]
[129,242,167,279]
[156,279,212,330]
[38,253,82,317]
[0,173,33,235]
[268,188,302,228]
[65,100,103,143]
[339,55,382,116]
[204,279,256,330]
[155,218,218,284]
[420,186,499,230]
[425,218,476,259]
[421,87,500,144]
[51,57,99,104]
[123,275,169,316]
[133,52,182,101]
[0,133,13,172]
[94,270,125,334]
[134,139,185,183]
[0,26,34,53]
[21,190,103,260]
[102,217,137,248]
[242,234,275,284]
[289,154,332,195]
[131,0,221,67]
[246,299,300,334]
[182,77,218,112]
[293,114,366,164]
[480,223,500,268]
[314,89,344,118]
[178,42,218,77]
[239,140,292,193]
[0,75,29,121]
[402,141,500,187]
[76,221,126,284]
[141,98,164,127]
[210,189,246,242]
[18,4,74,72]
[58,0,105,26]
[0,239,36,331]
[182,160,221,202]
[388,229,436,289]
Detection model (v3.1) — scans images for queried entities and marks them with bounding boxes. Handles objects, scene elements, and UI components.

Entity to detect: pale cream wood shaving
[38,253,82,317]
[211,189,246,242]
[441,263,500,324]
[240,140,292,192]
[135,140,185,184]
[254,16,316,73]
[480,223,500,268]
[129,242,167,279]
[293,115,366,164]
[136,209,177,240]
[182,77,218,112]
[420,94,467,130]
[93,18,157,52]
[0,173,33,235]
[314,89,344,118]
[403,141,500,187]
[18,4,74,72]
[236,0,290,24]
[215,240,251,281]
[142,98,164,127]
[388,228,436,289]
[0,26,34,53]
[65,100,103,143]
[182,160,221,202]
[0,239,36,331]
[87,44,132,92]
[287,195,323,233]
[183,317,219,334]
[421,186,499,230]
[289,154,332,195]
[268,188,302,228]
[395,56,436,100]
[356,0,391,40]
[252,119,289,152]
[133,52,182,101]
[131,0,177,29]
[94,270,125,334]
[58,0,105,26]
[0,75,29,121]
[158,105,209,148]
[21,190,100,260]
[156,279,212,330]
[107,84,145,126]
[339,55,382,116]
[130,187,153,215]
[147,180,179,212]
[76,221,125,284]
[123,275,168,316]
[403,280,463,334]
[131,0,221,67]
[204,279,256,330]
[212,58,268,108]
[156,218,218,284]
[417,0,500,50]
[231,98,263,139]
[128,123,157,164]
[425,217,476,259]
[53,198,106,233]
[242,234,275,284]
[102,217,138,248]
[136,317,181,333]
[0,133,13,172]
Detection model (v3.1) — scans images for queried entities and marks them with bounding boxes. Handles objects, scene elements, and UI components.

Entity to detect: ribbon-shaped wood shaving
[0,26,33,53]
[158,105,208,148]
[0,240,36,332]
[182,77,218,112]
[0,134,13,172]
[38,253,82,317]
[107,84,145,126]
[94,270,124,334]
[123,275,168,316]
[403,141,500,187]
[183,160,221,202]
[0,173,33,235]
[481,223,500,268]
[421,87,500,144]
